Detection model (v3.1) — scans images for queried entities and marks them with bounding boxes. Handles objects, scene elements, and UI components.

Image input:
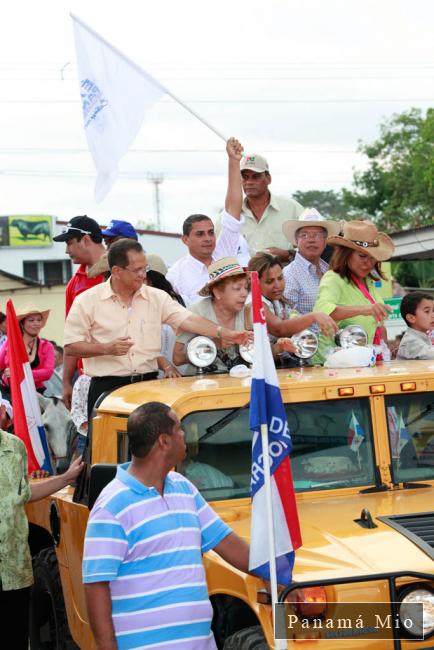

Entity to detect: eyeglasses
[123,264,150,276]
[297,232,327,241]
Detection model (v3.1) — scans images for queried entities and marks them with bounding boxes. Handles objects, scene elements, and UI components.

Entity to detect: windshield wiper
[401,481,432,489]
[201,404,249,442]
[405,402,434,427]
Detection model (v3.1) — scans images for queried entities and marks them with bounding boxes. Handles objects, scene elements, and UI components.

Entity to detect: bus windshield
[178,397,377,501]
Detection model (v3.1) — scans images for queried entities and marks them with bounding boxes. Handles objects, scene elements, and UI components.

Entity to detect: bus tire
[29,548,78,650]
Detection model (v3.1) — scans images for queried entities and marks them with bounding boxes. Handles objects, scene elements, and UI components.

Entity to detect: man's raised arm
[214,137,245,260]
[225,137,243,219]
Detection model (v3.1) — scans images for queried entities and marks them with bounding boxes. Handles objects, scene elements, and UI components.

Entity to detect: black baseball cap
[53,215,103,243]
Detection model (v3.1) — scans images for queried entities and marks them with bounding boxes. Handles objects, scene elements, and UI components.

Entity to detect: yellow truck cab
[26,360,434,649]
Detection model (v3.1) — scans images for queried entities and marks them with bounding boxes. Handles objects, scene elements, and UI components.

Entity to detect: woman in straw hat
[173,257,298,373]
[0,304,55,394]
[312,220,395,364]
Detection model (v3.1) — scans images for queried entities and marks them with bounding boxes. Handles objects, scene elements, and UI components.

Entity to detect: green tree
[393,260,434,289]
[343,108,434,231]
[292,189,351,220]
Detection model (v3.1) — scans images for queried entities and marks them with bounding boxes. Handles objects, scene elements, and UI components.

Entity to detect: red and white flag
[6,300,52,474]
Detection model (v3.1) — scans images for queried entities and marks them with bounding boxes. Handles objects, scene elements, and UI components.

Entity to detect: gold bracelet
[216,325,222,339]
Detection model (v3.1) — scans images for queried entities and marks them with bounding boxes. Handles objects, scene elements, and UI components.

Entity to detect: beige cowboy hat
[282,208,341,246]
[16,304,50,328]
[199,257,247,297]
[326,220,395,262]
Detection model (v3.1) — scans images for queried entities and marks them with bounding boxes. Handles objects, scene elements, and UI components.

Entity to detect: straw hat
[88,252,109,278]
[147,254,168,276]
[282,208,341,246]
[16,304,50,328]
[326,220,395,262]
[198,257,247,297]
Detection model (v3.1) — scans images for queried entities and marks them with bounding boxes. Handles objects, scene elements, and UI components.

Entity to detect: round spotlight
[335,325,368,348]
[239,341,254,365]
[291,329,318,359]
[186,336,217,369]
[399,587,434,638]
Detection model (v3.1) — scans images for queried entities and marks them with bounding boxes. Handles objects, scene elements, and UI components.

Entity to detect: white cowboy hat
[282,208,341,245]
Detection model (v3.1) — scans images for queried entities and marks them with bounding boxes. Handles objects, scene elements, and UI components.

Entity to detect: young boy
[397,291,434,360]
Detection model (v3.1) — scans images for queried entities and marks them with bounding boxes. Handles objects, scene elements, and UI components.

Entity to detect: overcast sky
[1,0,433,232]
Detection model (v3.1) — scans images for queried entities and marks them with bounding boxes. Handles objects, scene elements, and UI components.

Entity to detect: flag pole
[70,13,227,143]
[260,422,287,650]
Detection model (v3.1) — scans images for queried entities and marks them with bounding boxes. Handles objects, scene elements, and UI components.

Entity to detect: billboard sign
[0,215,53,247]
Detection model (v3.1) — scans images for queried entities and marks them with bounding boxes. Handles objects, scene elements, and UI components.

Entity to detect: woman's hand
[31,469,50,479]
[312,312,339,336]
[62,456,85,483]
[274,338,297,355]
[368,303,393,323]
[221,328,254,347]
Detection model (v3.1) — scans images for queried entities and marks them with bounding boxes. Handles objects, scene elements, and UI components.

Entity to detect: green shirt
[240,193,304,254]
[0,430,33,590]
[313,271,384,365]
[215,193,304,255]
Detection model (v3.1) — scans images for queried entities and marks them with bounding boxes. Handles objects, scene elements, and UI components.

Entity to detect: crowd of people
[0,138,432,440]
[2,137,434,650]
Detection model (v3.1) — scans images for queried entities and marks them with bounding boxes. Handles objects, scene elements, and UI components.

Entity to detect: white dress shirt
[166,210,244,305]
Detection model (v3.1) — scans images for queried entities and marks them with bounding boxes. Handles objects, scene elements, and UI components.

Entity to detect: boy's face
[407,298,434,332]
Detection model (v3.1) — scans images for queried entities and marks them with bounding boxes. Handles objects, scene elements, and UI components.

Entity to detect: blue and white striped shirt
[83,464,231,649]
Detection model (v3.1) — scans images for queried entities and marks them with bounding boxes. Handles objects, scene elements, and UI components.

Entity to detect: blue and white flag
[249,272,302,584]
[397,413,411,454]
[348,411,365,452]
[71,15,167,202]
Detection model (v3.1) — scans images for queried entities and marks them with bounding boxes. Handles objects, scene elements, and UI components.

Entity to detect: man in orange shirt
[64,239,252,418]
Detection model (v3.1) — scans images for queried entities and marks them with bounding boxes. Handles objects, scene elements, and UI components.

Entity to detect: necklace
[27,338,37,356]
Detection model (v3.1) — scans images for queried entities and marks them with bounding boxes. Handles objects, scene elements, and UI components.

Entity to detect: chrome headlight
[186,336,217,368]
[239,341,254,365]
[399,587,434,638]
[335,325,368,348]
[291,329,318,359]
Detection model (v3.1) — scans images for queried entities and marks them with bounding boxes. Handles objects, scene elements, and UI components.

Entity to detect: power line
[0,98,432,104]
[0,147,359,154]
[0,169,353,182]
[2,74,434,81]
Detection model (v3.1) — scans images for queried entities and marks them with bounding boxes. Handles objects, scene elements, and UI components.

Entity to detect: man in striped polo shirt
[83,402,250,649]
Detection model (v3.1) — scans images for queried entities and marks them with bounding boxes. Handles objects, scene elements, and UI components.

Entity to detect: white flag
[72,15,167,202]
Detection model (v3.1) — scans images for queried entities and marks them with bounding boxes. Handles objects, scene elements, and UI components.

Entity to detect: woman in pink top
[0,304,55,394]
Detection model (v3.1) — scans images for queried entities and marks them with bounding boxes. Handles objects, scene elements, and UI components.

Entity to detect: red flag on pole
[6,300,52,474]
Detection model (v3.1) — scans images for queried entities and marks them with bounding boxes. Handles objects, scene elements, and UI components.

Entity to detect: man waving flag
[6,300,52,474]
[249,271,302,588]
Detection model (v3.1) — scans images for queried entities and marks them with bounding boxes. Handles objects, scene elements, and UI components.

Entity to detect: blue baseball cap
[101,220,138,240]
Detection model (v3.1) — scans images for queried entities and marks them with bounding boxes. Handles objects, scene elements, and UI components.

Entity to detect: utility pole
[147,173,164,231]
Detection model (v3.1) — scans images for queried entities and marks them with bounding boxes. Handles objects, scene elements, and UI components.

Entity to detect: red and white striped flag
[6,300,52,474]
